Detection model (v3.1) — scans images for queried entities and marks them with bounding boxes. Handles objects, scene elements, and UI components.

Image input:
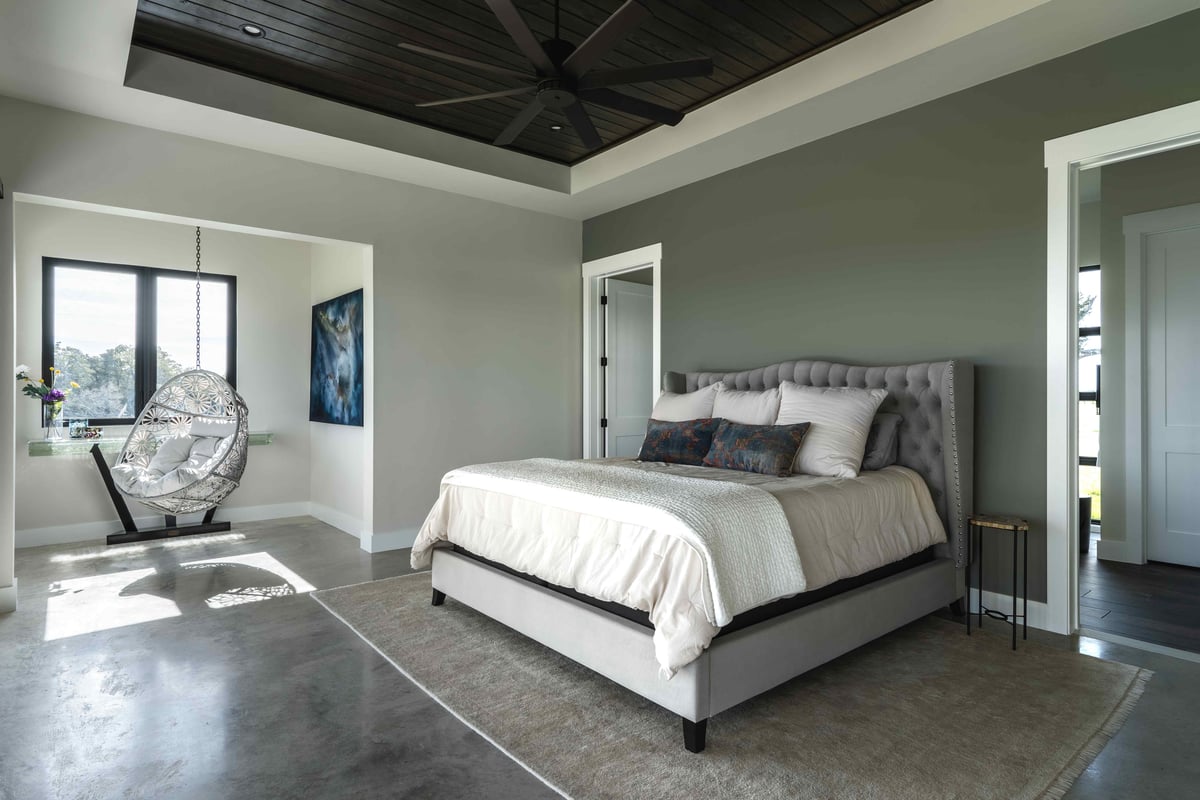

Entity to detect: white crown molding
[1,0,1198,220]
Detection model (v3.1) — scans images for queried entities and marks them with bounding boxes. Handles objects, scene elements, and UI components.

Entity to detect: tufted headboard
[664,359,973,572]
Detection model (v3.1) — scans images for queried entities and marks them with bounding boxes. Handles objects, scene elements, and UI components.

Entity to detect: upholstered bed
[421,358,973,752]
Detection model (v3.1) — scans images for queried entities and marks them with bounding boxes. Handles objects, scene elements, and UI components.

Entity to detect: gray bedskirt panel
[664,359,973,573]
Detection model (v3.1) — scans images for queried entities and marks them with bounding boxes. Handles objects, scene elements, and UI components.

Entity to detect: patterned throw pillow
[637,418,722,466]
[702,421,812,477]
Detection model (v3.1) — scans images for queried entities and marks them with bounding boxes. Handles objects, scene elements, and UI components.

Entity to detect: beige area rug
[314,572,1150,800]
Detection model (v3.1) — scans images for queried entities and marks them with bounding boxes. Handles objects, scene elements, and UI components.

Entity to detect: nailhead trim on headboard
[946,361,965,570]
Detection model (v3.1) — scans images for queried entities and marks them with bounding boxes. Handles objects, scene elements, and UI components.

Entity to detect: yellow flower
[38,378,45,384]
[70,382,80,389]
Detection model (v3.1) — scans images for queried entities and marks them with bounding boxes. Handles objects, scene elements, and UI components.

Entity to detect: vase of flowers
[15,364,78,440]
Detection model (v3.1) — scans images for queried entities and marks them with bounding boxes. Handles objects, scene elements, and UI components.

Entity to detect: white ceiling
[0,0,1197,220]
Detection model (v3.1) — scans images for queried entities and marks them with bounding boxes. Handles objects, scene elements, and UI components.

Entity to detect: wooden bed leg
[431,589,446,607]
[949,598,966,617]
[682,718,707,753]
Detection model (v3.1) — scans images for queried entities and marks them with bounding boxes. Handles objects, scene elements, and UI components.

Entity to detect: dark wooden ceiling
[132,0,929,165]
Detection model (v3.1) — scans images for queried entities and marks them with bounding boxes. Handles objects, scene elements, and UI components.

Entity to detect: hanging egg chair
[109,369,249,515]
[95,227,250,542]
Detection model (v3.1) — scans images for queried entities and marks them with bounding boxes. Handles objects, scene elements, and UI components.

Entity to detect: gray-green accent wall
[582,11,1200,602]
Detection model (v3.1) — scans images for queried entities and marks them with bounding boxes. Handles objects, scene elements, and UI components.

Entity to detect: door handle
[1095,364,1101,415]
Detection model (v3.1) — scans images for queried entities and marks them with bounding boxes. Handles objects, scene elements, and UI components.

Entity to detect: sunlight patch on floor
[44,568,182,641]
[181,552,316,609]
[42,551,315,640]
[49,533,247,564]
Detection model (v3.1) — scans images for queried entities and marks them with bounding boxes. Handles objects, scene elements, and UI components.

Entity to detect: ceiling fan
[398,0,713,150]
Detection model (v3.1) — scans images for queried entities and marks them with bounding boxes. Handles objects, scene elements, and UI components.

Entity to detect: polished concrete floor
[2,518,1199,799]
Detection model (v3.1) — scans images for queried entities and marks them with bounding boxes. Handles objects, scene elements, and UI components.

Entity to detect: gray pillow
[861,413,902,471]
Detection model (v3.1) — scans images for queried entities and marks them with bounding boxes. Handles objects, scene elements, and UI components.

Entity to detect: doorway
[1052,135,1200,653]
[1078,195,1200,654]
[581,244,661,459]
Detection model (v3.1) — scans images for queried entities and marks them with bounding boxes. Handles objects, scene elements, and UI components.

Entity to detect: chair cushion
[146,435,196,478]
[190,417,237,438]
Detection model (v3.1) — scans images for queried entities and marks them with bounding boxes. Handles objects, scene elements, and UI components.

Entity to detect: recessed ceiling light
[549,124,563,131]
[240,23,266,38]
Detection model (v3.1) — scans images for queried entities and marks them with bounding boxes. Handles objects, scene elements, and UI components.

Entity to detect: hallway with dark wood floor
[1080,538,1200,653]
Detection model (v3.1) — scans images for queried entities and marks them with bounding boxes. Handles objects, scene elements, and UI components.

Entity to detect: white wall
[12,202,313,544]
[1079,200,1101,266]
[309,242,372,541]
[0,93,582,606]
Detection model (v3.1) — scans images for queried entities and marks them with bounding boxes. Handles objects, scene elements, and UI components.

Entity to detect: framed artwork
[310,289,364,426]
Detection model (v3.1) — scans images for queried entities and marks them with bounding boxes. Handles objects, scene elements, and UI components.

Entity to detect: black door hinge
[600,418,608,428]
[600,295,608,305]
[600,356,608,367]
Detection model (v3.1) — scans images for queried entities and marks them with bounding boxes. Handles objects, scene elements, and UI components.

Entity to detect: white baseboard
[14,498,408,557]
[0,579,16,614]
[309,502,363,538]
[15,501,313,549]
[968,587,1051,631]
[360,528,417,553]
[1097,537,1144,564]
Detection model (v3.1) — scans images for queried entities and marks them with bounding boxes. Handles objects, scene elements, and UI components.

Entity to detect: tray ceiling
[131,0,929,165]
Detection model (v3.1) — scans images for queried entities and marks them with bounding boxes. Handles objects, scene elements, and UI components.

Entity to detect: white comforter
[412,459,946,676]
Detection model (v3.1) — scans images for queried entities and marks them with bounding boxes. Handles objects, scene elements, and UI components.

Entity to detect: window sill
[28,432,275,457]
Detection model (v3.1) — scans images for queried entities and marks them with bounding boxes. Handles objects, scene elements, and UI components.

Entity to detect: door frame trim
[1044,97,1200,636]
[582,244,662,459]
[1115,203,1200,565]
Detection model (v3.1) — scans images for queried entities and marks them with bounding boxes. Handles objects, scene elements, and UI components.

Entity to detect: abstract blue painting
[310,289,364,426]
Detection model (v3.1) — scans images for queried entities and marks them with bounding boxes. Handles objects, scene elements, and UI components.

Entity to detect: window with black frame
[42,258,236,426]
[1079,264,1101,527]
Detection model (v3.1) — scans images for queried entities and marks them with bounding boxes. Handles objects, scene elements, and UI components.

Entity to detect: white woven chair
[112,369,249,516]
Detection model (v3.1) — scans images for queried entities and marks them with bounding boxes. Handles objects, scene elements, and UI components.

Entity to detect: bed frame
[431,358,973,753]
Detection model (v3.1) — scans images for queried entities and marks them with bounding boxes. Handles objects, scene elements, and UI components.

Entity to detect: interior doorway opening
[1060,142,1200,656]
[581,244,661,460]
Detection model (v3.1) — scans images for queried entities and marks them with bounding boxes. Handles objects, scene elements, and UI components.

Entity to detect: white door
[1146,225,1200,567]
[604,278,653,457]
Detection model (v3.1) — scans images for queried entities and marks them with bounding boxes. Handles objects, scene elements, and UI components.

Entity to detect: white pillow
[190,417,236,438]
[651,382,722,421]
[776,383,887,478]
[712,387,781,425]
[187,435,222,467]
[146,435,196,478]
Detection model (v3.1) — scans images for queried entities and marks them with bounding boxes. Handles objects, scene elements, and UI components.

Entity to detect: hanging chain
[195,226,203,370]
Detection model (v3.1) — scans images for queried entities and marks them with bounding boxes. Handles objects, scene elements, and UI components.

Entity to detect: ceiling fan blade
[563,102,603,150]
[416,87,533,108]
[579,88,683,126]
[495,97,545,146]
[484,0,556,75]
[577,58,713,89]
[397,43,533,80]
[563,0,650,78]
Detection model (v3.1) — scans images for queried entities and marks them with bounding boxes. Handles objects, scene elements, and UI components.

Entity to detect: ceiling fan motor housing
[537,78,577,109]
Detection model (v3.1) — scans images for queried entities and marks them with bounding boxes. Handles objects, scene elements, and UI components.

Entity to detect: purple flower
[43,389,66,403]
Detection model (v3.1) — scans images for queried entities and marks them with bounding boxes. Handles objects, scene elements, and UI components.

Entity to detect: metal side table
[967,513,1029,650]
